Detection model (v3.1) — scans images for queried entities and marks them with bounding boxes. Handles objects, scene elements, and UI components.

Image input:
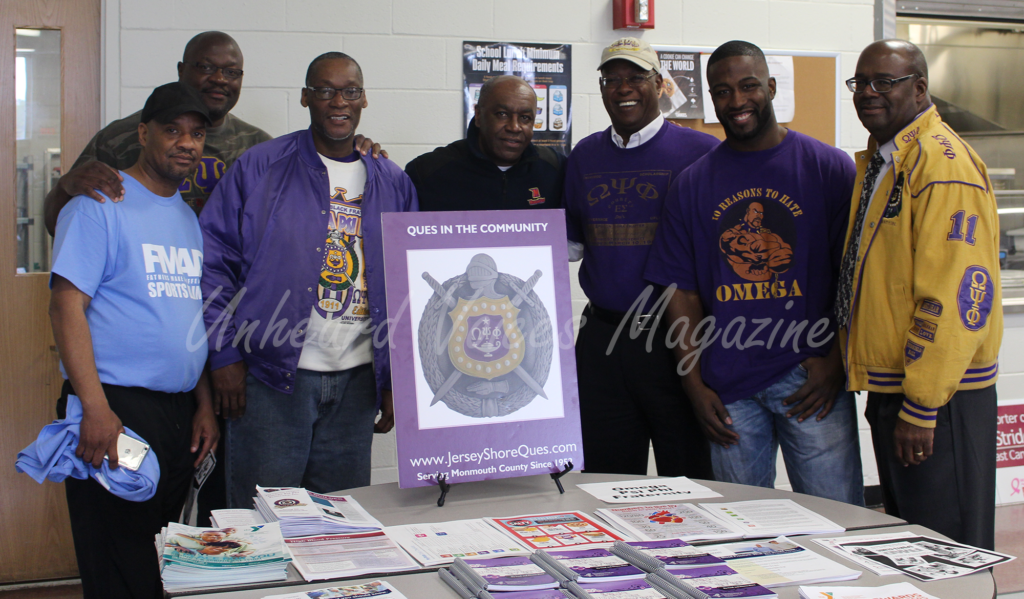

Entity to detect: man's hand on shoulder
[211,362,248,419]
[894,418,934,467]
[77,399,124,469]
[375,390,395,434]
[353,134,388,160]
[61,161,125,204]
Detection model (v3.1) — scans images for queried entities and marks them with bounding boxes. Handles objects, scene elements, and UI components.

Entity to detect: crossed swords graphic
[421,270,548,406]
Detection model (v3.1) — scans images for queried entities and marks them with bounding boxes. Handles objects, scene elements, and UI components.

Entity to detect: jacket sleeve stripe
[964,363,998,375]
[903,397,939,415]
[902,404,938,421]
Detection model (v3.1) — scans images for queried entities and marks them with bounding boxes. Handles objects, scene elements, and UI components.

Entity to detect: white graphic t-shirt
[297,153,373,371]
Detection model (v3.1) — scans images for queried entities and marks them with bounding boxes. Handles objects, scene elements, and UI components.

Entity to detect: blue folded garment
[15,394,160,502]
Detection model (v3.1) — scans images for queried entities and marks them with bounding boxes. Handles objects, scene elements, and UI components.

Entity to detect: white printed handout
[262,580,410,599]
[577,477,723,504]
[386,519,531,567]
[595,504,742,542]
[284,531,420,581]
[255,486,382,538]
[699,500,844,538]
[833,535,1014,582]
[704,537,861,587]
[812,532,918,576]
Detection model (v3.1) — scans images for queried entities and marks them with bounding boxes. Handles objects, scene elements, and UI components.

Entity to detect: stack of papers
[439,567,573,599]
[652,566,777,598]
[826,533,1014,582]
[285,531,420,581]
[532,547,646,583]
[452,555,559,591]
[611,539,726,572]
[798,583,939,599]
[570,578,678,597]
[254,486,382,537]
[812,532,918,576]
[595,504,743,542]
[387,518,531,566]
[486,512,625,550]
[705,537,861,587]
[157,522,290,592]
[699,500,845,538]
[263,580,410,599]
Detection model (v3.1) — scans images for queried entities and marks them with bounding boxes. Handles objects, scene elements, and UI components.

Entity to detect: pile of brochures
[254,486,384,538]
[439,539,780,598]
[213,500,420,582]
[157,521,290,592]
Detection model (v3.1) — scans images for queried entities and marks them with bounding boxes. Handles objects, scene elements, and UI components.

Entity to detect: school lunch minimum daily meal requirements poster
[382,209,583,488]
[463,41,572,155]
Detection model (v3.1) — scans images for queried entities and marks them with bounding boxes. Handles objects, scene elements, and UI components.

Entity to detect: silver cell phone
[103,433,151,471]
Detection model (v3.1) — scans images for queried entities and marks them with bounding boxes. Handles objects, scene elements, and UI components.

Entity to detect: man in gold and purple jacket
[836,40,1002,549]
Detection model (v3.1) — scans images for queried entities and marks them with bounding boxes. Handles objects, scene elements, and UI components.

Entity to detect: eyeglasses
[189,62,244,80]
[599,71,657,90]
[305,86,364,101]
[845,74,917,93]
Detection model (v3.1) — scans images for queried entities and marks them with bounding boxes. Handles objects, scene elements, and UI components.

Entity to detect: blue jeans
[710,364,864,506]
[225,365,377,508]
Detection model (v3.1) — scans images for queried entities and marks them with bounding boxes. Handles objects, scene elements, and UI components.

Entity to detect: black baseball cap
[141,82,212,125]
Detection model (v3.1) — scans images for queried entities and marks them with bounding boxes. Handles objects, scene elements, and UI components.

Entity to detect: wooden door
[0,0,100,583]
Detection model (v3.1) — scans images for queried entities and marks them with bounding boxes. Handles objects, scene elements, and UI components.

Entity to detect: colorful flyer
[382,210,582,488]
[486,512,624,550]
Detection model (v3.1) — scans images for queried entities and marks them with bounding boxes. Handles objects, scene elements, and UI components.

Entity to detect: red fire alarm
[613,0,654,30]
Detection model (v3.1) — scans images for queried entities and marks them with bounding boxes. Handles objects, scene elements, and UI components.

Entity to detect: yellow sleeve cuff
[898,398,938,429]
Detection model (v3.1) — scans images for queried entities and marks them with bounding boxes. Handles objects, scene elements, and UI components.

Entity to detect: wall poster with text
[382,210,583,488]
[997,398,1024,505]
[463,41,572,155]
[652,46,704,120]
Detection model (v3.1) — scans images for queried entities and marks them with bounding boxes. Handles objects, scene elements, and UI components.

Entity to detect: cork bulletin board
[667,52,841,147]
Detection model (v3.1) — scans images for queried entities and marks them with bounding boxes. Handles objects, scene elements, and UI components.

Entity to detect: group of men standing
[45,29,1002,598]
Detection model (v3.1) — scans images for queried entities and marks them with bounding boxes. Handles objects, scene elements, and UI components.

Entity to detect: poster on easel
[382,209,583,489]
[463,41,572,154]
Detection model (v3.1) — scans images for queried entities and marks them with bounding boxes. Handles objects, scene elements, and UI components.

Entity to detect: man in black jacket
[406,75,565,211]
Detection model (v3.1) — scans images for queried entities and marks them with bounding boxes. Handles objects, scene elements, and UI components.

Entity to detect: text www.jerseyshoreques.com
[410,444,577,481]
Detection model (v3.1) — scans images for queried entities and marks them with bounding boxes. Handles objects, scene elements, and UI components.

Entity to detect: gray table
[179,473,997,598]
[345,472,904,531]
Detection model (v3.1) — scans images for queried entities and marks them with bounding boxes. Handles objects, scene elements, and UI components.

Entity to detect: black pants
[59,380,196,599]
[866,386,997,550]
[576,304,713,478]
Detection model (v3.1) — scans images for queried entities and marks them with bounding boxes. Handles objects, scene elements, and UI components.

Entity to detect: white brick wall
[101,0,877,486]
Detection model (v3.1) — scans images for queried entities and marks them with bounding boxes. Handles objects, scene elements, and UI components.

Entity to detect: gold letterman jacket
[839,106,1003,428]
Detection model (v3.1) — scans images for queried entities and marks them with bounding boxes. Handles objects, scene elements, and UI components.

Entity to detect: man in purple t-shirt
[564,38,719,477]
[644,41,863,504]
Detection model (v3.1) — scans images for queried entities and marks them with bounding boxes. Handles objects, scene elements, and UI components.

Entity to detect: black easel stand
[550,461,574,494]
[436,473,451,507]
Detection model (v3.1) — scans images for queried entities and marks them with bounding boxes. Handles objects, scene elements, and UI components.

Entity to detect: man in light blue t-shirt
[49,82,220,598]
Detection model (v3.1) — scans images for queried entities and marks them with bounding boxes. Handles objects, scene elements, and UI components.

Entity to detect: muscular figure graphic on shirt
[719,202,793,282]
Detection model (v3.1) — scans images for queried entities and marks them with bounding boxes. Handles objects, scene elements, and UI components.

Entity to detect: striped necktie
[835,150,885,329]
